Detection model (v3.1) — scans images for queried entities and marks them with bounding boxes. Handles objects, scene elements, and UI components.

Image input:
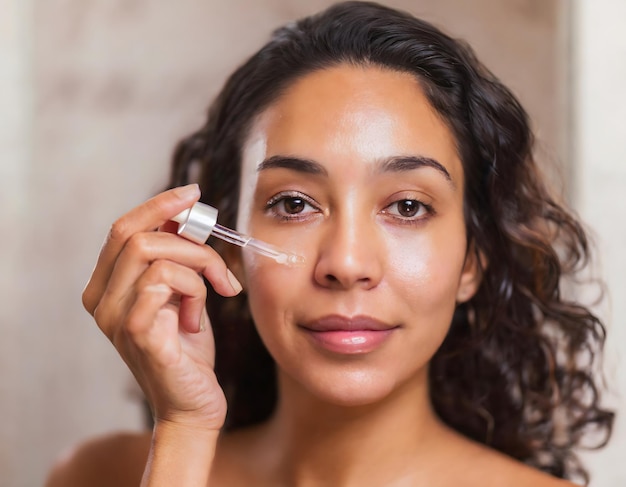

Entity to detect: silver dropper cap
[170,202,218,245]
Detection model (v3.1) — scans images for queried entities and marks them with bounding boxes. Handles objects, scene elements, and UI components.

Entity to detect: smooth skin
[48,65,576,487]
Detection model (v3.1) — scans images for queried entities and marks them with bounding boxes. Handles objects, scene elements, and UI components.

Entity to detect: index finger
[82,184,201,315]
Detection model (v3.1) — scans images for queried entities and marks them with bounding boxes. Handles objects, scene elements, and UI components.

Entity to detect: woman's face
[235,65,480,406]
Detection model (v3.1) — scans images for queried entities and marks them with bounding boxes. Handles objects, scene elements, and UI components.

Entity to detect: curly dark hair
[165,1,613,483]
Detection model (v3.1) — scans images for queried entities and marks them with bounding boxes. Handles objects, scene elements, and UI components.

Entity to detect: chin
[288,362,412,408]
[318,387,396,408]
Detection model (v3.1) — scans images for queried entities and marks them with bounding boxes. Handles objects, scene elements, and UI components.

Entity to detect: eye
[282,197,307,214]
[382,198,433,222]
[266,191,320,221]
[396,200,421,217]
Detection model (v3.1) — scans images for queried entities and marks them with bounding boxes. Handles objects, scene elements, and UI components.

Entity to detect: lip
[299,315,399,354]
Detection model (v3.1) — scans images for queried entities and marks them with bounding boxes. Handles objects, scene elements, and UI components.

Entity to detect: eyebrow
[258,155,329,176]
[376,155,455,189]
[258,154,454,188]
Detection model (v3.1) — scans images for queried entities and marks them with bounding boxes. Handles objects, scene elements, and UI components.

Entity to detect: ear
[456,241,486,304]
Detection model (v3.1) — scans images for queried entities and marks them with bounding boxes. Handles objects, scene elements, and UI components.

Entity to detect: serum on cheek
[171,201,305,266]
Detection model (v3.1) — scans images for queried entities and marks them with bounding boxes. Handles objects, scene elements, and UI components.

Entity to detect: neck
[262,368,451,487]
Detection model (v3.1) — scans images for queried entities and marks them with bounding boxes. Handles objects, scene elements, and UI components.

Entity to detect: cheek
[385,226,467,311]
[383,230,467,366]
[242,253,306,330]
[242,254,322,374]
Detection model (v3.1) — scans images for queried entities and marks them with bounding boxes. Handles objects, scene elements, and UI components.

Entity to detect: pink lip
[300,315,398,354]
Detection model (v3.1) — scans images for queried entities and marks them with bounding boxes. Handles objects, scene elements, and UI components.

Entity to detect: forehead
[247,64,462,180]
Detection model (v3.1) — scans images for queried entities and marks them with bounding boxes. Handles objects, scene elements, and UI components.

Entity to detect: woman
[48,2,613,486]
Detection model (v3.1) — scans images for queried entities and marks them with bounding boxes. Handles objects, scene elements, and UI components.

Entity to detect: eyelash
[265,191,321,222]
[381,199,435,225]
[265,191,435,224]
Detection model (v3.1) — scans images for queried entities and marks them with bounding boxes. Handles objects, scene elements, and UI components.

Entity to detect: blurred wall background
[0,0,623,486]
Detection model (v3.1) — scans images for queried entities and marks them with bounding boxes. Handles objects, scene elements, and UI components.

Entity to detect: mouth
[299,315,399,354]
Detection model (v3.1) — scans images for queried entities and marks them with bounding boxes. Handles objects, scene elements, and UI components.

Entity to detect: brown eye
[396,200,421,217]
[266,191,320,221]
[381,198,433,223]
[283,197,306,214]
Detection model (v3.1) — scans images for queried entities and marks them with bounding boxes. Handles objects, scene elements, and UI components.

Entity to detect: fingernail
[226,269,243,295]
[199,313,207,333]
[174,183,200,199]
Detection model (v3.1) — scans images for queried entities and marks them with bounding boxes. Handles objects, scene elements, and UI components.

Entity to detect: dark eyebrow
[258,155,328,176]
[377,156,455,189]
[258,154,454,188]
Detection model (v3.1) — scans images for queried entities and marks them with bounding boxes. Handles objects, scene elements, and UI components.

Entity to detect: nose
[313,212,384,290]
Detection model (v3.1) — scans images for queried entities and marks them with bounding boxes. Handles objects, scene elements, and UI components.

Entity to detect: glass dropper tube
[210,223,304,265]
[170,202,305,266]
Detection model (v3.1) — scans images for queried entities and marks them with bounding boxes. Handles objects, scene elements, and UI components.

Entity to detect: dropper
[170,202,305,266]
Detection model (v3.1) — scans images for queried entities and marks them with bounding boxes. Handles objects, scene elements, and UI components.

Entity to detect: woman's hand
[82,184,241,432]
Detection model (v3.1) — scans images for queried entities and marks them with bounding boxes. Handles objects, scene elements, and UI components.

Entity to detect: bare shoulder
[478,450,577,487]
[46,430,151,487]
[449,433,578,487]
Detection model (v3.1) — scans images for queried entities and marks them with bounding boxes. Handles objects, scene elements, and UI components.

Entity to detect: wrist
[152,398,226,433]
[141,421,220,487]
[153,417,222,439]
